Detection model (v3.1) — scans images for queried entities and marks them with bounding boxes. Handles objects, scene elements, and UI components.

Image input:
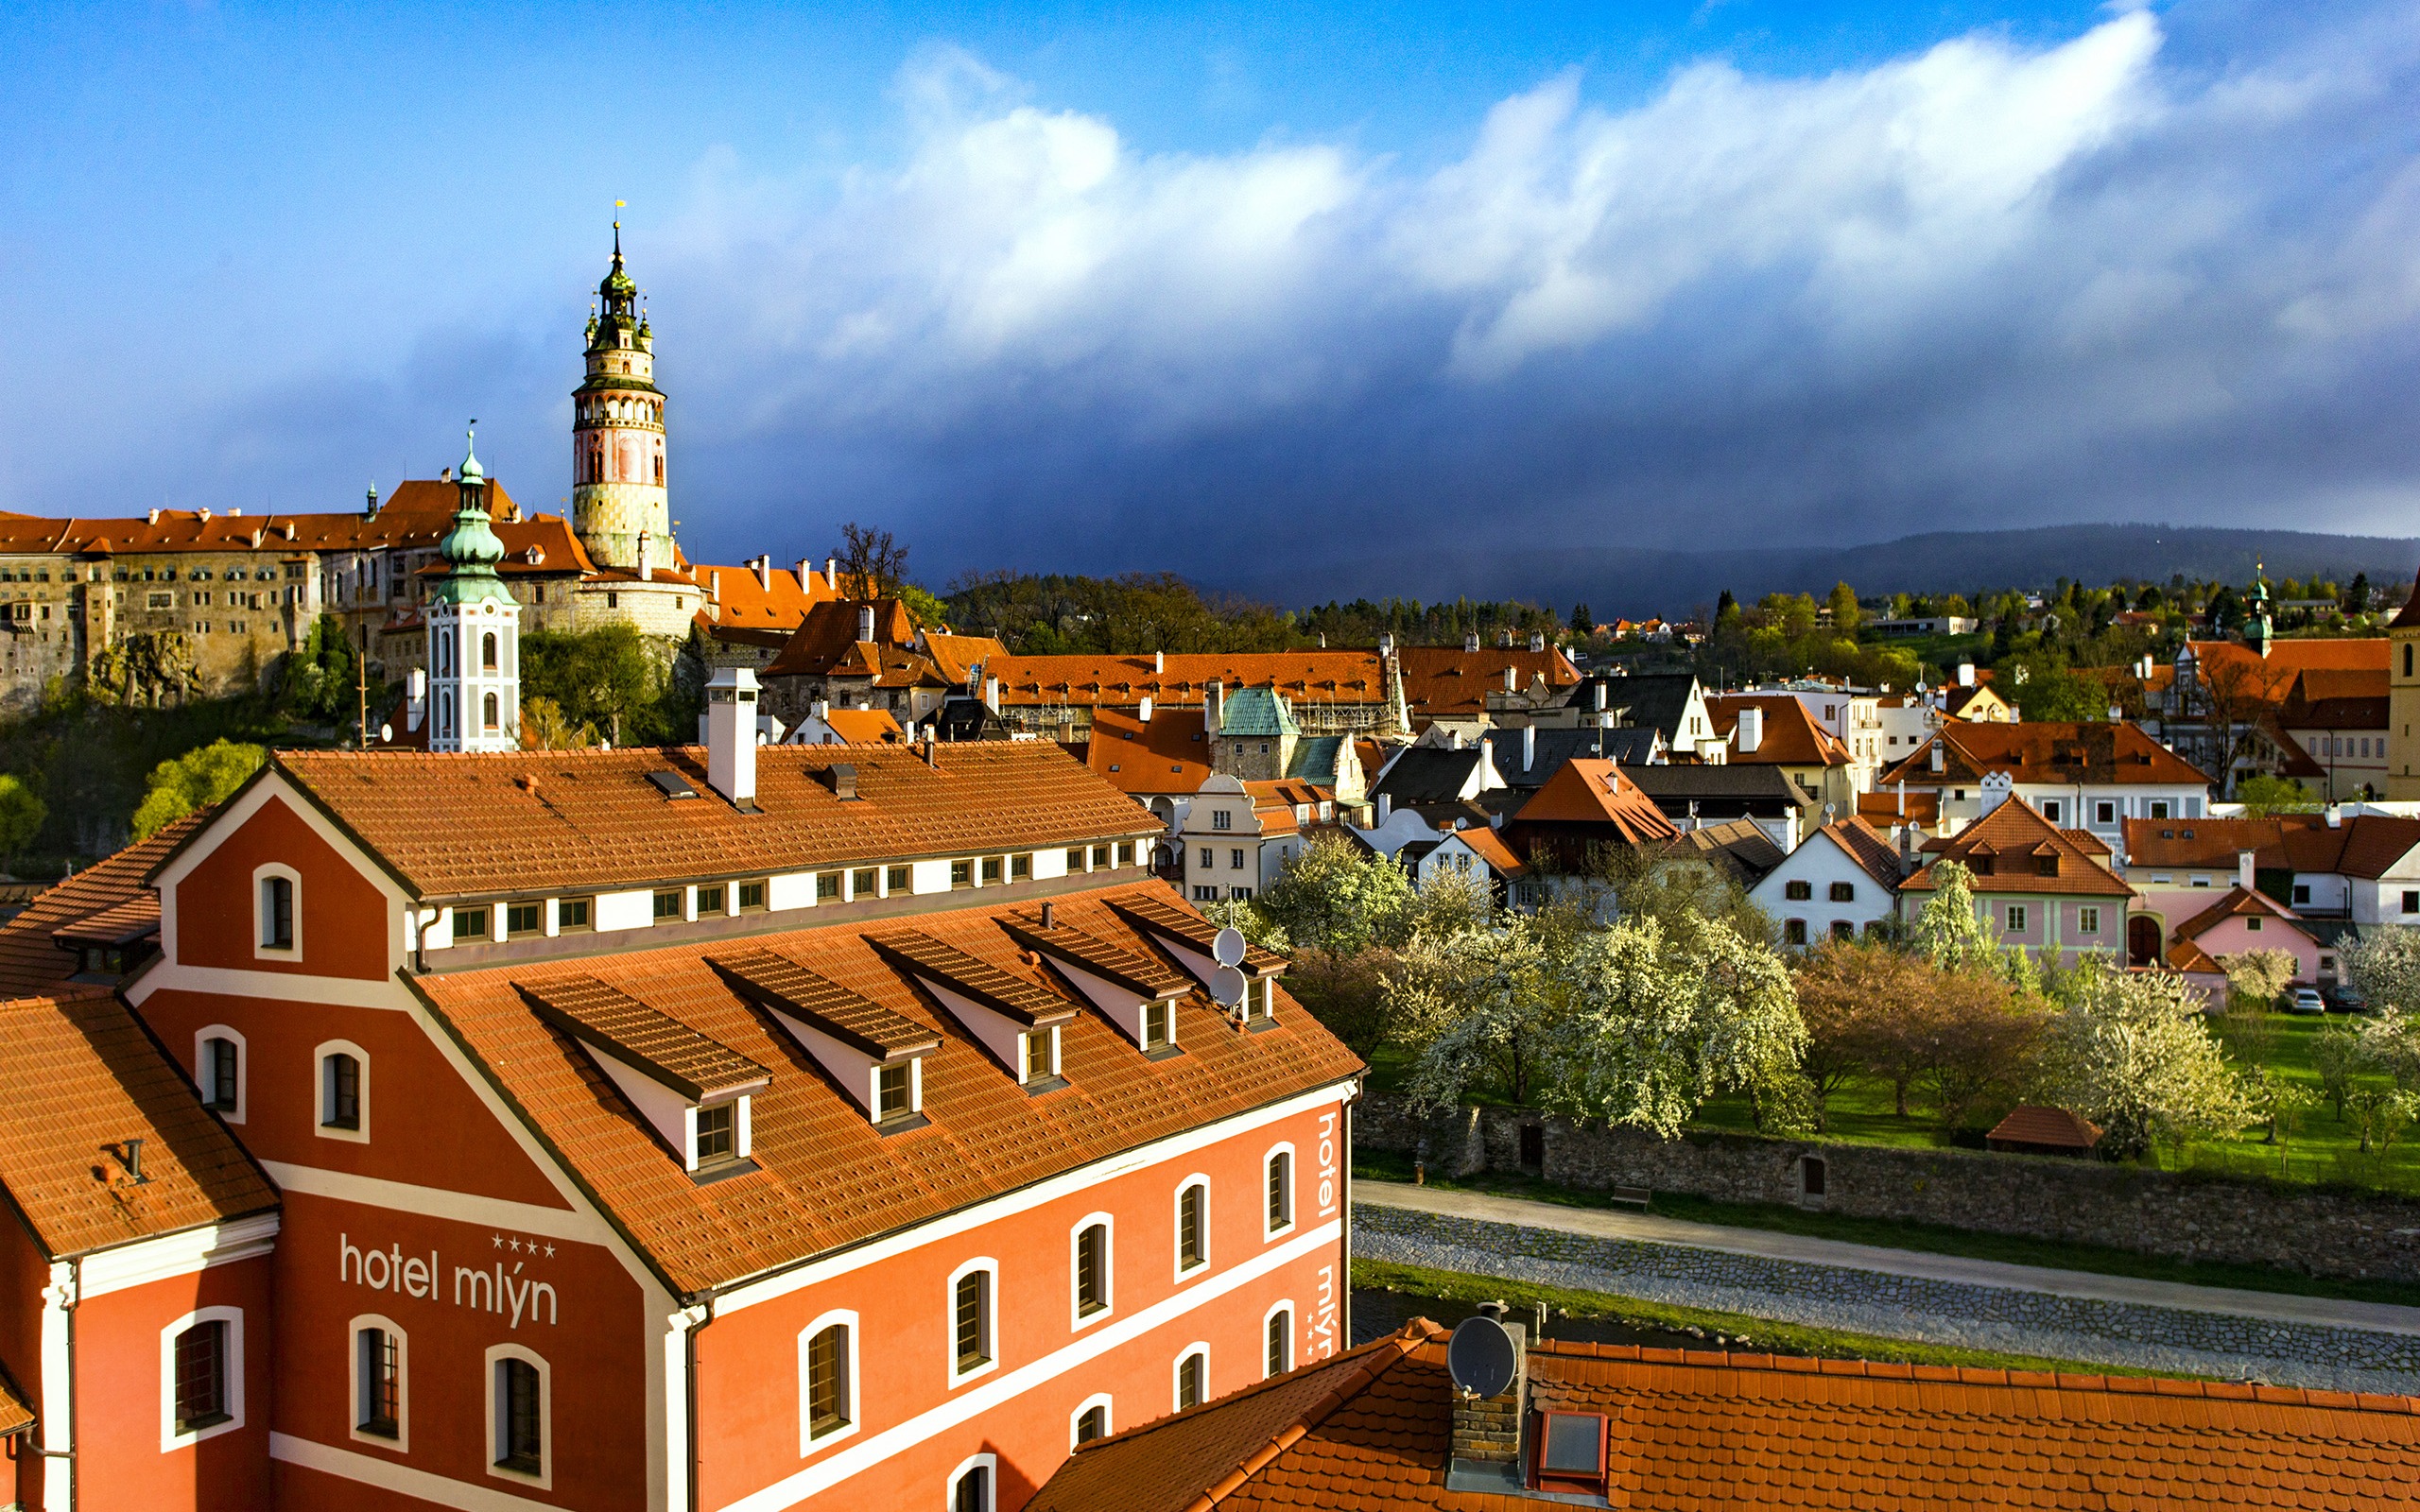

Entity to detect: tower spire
[571,215,670,573]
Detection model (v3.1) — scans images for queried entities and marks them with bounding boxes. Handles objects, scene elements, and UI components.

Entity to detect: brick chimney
[1447,1306,1528,1486]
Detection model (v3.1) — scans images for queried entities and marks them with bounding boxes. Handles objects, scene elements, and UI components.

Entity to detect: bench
[1608,1186,1652,1211]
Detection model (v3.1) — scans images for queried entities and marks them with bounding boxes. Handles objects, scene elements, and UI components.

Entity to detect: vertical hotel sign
[1308,1107,1340,1361]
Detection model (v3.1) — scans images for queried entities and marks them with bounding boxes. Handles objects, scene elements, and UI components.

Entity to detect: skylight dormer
[871,931,1077,1093]
[521,978,769,1177]
[711,949,940,1131]
[1003,906,1189,1058]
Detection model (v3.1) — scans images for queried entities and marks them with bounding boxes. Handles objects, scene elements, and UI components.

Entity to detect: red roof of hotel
[0,989,277,1261]
[414,880,1359,1295]
[1880,721,2211,789]
[1030,1319,2420,1512]
[0,815,205,997]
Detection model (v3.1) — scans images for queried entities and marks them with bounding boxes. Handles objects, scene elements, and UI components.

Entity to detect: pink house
[2169,885,2325,987]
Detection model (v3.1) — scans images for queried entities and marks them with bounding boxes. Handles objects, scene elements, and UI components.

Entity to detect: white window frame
[1264,1142,1297,1239]
[193,1024,247,1125]
[314,1038,371,1143]
[1264,1299,1295,1378]
[1172,1174,1212,1283]
[252,862,302,960]
[348,1314,409,1452]
[1172,1342,1211,1413]
[160,1305,245,1451]
[1069,1393,1115,1450]
[485,1343,552,1490]
[797,1310,860,1454]
[1069,1212,1115,1331]
[869,1058,924,1124]
[945,1452,999,1512]
[945,1258,1000,1388]
[684,1094,752,1173]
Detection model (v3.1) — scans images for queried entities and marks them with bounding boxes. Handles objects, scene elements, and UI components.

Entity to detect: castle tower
[428,426,522,753]
[572,220,671,572]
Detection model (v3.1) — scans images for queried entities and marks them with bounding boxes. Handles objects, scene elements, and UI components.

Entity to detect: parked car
[2325,984,2370,1013]
[2286,987,2327,1016]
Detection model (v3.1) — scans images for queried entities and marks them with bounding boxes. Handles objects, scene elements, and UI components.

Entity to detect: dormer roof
[522,976,771,1102]
[711,948,942,1060]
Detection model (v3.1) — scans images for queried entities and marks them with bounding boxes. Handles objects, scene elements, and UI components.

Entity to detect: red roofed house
[0,520,1365,1512]
[1899,796,2132,965]
[2162,885,2325,987]
[1878,720,2213,859]
[1748,816,1907,948]
[1027,1314,2420,1512]
[1704,695,1858,814]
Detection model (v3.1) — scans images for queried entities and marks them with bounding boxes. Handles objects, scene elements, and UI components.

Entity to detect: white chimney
[1930,741,1945,773]
[754,556,772,591]
[1530,631,1546,652]
[1376,793,1392,824]
[1206,679,1225,732]
[1139,696,1154,723]
[826,556,838,591]
[796,558,813,591]
[1737,706,1764,753]
[2327,803,2343,829]
[1503,667,1517,693]
[1594,682,1609,713]
[984,677,1001,712]
[709,569,721,599]
[810,697,830,722]
[637,531,654,580]
[1522,726,1535,771]
[1478,735,1493,781]
[2238,849,2256,890]
[705,667,760,808]
[1450,728,1464,750]
[1379,632,1394,656]
[1957,662,1976,688]
[857,604,875,644]
[1154,650,1165,675]
[1463,631,1479,653]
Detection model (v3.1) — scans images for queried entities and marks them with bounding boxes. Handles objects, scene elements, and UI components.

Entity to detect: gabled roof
[2121,816,2319,871]
[762,599,921,678]
[1812,816,1905,893]
[1510,760,1680,843]
[977,652,1386,710]
[1085,707,1213,797]
[1987,1105,2103,1149]
[817,708,904,745]
[925,632,1008,688]
[1394,645,1582,720]
[1662,816,1785,880]
[1879,721,2210,789]
[1440,823,1527,879]
[872,929,1080,1026]
[0,989,277,1261]
[1496,726,1660,787]
[2190,637,2389,682]
[1620,761,1806,810]
[710,948,942,1059]
[1031,1318,2420,1512]
[0,481,520,557]
[522,977,772,1101]
[1902,799,2131,897]
[2169,885,2317,946]
[1706,695,1850,767]
[0,814,205,997]
[1575,672,1700,744]
[262,742,1158,902]
[1370,747,1495,807]
[412,882,1356,1295]
[699,560,830,632]
[1110,893,1289,975]
[1002,908,1192,1000]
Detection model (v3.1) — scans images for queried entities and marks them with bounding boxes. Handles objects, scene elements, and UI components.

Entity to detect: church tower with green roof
[428,426,521,752]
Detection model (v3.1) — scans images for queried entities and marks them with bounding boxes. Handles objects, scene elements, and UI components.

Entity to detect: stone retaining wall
[1355,1202,2420,1395]
[1357,1093,2420,1283]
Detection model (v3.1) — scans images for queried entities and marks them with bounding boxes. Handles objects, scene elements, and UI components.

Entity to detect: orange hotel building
[0,730,1362,1510]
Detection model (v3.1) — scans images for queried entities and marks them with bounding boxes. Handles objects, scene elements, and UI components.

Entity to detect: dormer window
[713,950,937,1133]
[1022,1026,1059,1085]
[877,1064,914,1121]
[692,1101,739,1169]
[1143,1001,1174,1051]
[523,978,769,1180]
[873,930,1076,1094]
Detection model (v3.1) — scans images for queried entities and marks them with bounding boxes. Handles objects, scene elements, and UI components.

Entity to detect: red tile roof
[522,976,772,1100]
[2169,885,2316,946]
[1086,708,1214,796]
[1987,1104,2103,1149]
[1447,824,1527,879]
[1880,721,2211,789]
[0,482,527,557]
[255,742,1161,902]
[0,815,205,997]
[1510,760,1682,842]
[0,1359,29,1439]
[1705,695,1850,767]
[1034,1319,2420,1512]
[698,560,832,632]
[0,989,277,1260]
[1815,816,1905,892]
[411,881,1359,1294]
[977,653,1386,711]
[816,709,904,745]
[1393,645,1581,720]
[762,599,921,678]
[2121,816,2322,870]
[1903,800,2132,897]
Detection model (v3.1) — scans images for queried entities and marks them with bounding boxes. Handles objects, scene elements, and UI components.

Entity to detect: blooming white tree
[2344,928,2420,1015]
[2036,964,2250,1160]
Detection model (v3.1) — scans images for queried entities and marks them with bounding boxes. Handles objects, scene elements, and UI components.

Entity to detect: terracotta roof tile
[2169,885,2315,946]
[1508,760,1680,841]
[1109,893,1289,975]
[264,742,1160,901]
[1041,1325,2420,1511]
[1394,646,1581,720]
[1880,721,2210,789]
[1003,910,1192,999]
[1903,800,2132,897]
[1087,708,1215,795]
[1987,1105,2103,1148]
[870,928,1080,1026]
[0,1358,29,1439]
[0,989,277,1259]
[709,948,942,1057]
[1707,695,1852,767]
[0,815,204,997]
[974,652,1390,712]
[521,976,771,1100]
[2122,816,2322,871]
[698,560,831,629]
[1820,816,1906,893]
[411,882,1361,1295]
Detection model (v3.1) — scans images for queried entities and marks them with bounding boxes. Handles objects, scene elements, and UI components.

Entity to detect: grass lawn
[1353,1258,2183,1377]
[1350,1150,2420,1309]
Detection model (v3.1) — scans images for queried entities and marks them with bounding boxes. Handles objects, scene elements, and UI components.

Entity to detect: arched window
[195,1027,245,1121]
[317,1040,368,1141]
[948,1259,996,1385]
[800,1314,857,1450]
[483,693,499,730]
[1266,1303,1293,1377]
[654,453,664,485]
[163,1307,245,1448]
[1071,1215,1114,1327]
[949,1455,997,1512]
[1071,1396,1112,1448]
[1265,1146,1294,1236]
[1174,1177,1209,1279]
[481,632,497,670]
[1174,1345,1208,1411]
[486,1345,549,1487]
[351,1315,406,1448]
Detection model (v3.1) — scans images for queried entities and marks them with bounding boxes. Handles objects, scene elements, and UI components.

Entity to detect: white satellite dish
[1210,965,1249,1009]
[1212,926,1248,968]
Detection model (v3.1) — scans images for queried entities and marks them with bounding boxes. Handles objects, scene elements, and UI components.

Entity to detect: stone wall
[1357,1093,2420,1283]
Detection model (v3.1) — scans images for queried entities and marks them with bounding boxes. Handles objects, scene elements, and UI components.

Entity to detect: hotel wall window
[1091,845,1112,868]
[318,1044,366,1137]
[1072,1400,1110,1447]
[1011,853,1032,881]
[950,1263,996,1382]
[557,896,593,932]
[652,888,683,922]
[1117,842,1135,866]
[981,856,1004,885]
[1266,1306,1293,1377]
[951,1459,995,1512]
[162,1306,245,1449]
[876,1063,914,1123]
[197,1030,244,1118]
[453,906,490,943]
[353,1319,406,1446]
[1176,1179,1209,1275]
[506,901,544,937]
[887,865,911,894]
[1266,1147,1293,1235]
[801,1316,856,1445]
[488,1348,548,1484]
[1073,1218,1113,1322]
[698,884,728,915]
[173,1321,230,1433]
[816,872,839,902]
[848,868,875,901]
[951,860,974,889]
[1175,1348,1207,1411]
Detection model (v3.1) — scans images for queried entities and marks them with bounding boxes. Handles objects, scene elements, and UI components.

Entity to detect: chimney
[2238,849,2256,891]
[709,569,721,599]
[1496,629,1512,648]
[1478,735,1493,780]
[755,556,772,592]
[1593,682,1609,713]
[1447,1306,1528,1481]
[810,697,830,722]
[1463,631,1479,653]
[1379,632,1394,656]
[1503,667,1517,693]
[704,667,761,808]
[637,531,654,580]
[1041,901,1057,930]
[1929,741,1945,773]
[1450,728,1464,750]
[1376,793,1392,824]
[1154,650,1165,675]
[1737,706,1764,754]
[857,604,875,644]
[441,466,453,483]
[984,677,1001,713]
[1957,662,1975,688]
[2327,803,2343,829]
[406,667,427,732]
[796,558,813,591]
[1530,631,1546,652]
[1138,696,1154,723]
[1207,679,1225,733]
[826,763,858,800]
[826,556,838,592]
[1522,725,1535,772]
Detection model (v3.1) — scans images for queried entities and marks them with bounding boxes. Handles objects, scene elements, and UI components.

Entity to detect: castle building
[0,612,1360,1510]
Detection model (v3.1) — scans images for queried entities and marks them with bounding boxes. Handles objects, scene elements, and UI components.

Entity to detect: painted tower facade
[428,428,522,752]
[572,222,671,573]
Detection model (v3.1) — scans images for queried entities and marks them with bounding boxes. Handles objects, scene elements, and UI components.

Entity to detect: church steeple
[428,422,521,753]
[571,215,671,573]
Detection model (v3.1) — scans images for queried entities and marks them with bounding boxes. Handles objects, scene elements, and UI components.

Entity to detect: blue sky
[3,1,2415,598]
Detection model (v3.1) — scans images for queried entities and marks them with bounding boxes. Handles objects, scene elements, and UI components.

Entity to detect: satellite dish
[1212,926,1249,968]
[1446,1315,1518,1400]
[1210,965,1249,1009]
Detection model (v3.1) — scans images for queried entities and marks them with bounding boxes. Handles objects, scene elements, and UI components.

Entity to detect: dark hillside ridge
[1225,525,2420,617]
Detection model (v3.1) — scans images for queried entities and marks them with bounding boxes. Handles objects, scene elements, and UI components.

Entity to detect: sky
[2,1,2415,600]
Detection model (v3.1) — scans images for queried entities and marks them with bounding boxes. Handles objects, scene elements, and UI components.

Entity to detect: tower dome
[570,219,670,573]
